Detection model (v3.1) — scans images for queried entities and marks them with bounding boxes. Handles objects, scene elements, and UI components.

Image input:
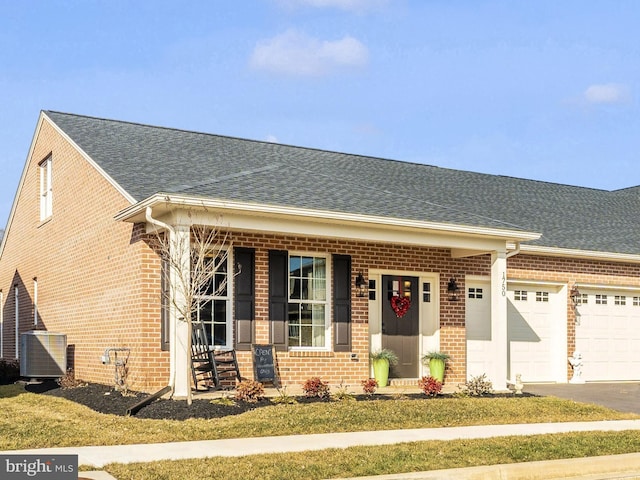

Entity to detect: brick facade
[3,117,640,393]
[0,119,169,392]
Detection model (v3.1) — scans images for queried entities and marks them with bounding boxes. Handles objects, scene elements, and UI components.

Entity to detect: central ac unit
[20,331,67,378]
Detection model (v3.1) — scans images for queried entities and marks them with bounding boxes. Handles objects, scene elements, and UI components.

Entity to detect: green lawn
[2,383,639,479]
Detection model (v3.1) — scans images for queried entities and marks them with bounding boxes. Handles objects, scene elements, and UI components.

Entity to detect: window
[634,297,640,307]
[514,290,527,301]
[615,295,626,306]
[536,291,549,302]
[422,282,431,303]
[288,255,328,348]
[596,294,607,305]
[193,252,231,349]
[576,293,588,305]
[39,156,52,221]
[468,287,483,299]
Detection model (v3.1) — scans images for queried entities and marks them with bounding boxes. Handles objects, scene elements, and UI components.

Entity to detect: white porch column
[170,224,191,398]
[490,250,508,391]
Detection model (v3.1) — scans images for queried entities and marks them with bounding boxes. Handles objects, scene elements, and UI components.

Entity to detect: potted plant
[369,349,398,387]
[422,351,450,383]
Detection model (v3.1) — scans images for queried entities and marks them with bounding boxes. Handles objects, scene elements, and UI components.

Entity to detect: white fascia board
[521,244,640,264]
[116,194,540,251]
[43,112,136,204]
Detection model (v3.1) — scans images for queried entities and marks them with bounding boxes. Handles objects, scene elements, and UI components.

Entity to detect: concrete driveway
[525,382,640,414]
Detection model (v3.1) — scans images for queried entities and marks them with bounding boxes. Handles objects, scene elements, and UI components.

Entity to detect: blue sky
[1,0,639,228]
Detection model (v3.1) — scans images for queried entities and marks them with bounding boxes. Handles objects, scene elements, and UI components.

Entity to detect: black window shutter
[333,254,352,352]
[269,250,288,351]
[234,247,255,351]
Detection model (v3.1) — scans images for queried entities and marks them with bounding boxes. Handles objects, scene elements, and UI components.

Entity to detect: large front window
[288,255,328,348]
[193,252,231,349]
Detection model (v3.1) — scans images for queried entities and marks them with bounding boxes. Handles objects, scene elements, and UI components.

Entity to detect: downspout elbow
[506,242,521,259]
[145,206,174,235]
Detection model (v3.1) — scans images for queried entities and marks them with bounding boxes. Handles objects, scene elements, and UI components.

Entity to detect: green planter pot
[372,358,390,387]
[429,358,446,383]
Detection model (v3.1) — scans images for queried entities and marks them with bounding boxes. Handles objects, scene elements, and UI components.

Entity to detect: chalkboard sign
[252,344,278,386]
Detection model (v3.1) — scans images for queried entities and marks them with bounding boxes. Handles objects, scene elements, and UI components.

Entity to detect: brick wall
[230,232,492,387]
[0,117,169,392]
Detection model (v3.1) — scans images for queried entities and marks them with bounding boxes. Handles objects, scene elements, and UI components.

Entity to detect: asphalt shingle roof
[44,111,640,256]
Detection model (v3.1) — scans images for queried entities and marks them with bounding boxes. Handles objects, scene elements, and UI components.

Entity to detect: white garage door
[575,290,640,381]
[466,281,492,380]
[507,285,565,382]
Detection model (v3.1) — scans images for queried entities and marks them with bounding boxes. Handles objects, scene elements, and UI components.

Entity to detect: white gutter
[118,193,541,243]
[521,244,640,264]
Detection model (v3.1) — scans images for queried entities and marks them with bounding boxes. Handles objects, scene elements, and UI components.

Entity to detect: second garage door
[575,289,640,381]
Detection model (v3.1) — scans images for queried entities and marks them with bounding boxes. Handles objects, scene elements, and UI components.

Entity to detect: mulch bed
[20,380,533,420]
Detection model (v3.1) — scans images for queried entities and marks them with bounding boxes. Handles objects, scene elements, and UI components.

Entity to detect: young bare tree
[151,213,231,405]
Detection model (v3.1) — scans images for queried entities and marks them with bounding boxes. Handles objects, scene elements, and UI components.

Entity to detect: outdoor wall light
[355,271,367,297]
[570,284,581,306]
[447,277,460,301]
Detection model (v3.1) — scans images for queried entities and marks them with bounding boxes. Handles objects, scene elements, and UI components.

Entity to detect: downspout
[145,207,177,395]
[505,242,520,388]
[506,242,521,259]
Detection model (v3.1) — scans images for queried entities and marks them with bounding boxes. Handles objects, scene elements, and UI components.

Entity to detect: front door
[382,275,419,378]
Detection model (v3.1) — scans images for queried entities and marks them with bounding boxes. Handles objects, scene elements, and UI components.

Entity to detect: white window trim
[39,156,52,221]
[193,248,233,350]
[287,252,331,351]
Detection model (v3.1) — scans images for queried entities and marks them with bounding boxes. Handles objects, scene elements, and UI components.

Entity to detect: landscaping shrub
[418,376,442,396]
[234,379,264,403]
[57,369,87,389]
[361,378,378,396]
[0,359,19,384]
[460,374,494,396]
[302,377,330,399]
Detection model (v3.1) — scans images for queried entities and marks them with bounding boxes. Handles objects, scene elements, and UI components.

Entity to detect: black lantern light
[447,277,459,301]
[355,271,367,297]
[570,284,581,306]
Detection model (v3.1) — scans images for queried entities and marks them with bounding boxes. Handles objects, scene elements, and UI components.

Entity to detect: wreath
[390,295,411,318]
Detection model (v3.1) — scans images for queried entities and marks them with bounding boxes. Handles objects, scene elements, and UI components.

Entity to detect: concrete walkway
[4,420,640,468]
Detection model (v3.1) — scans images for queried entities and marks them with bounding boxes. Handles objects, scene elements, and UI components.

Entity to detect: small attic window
[39,156,52,221]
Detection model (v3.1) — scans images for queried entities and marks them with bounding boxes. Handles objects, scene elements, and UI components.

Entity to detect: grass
[104,431,640,480]
[0,383,637,451]
[2,383,639,479]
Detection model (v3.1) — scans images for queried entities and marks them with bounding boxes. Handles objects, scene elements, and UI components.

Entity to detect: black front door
[382,275,419,378]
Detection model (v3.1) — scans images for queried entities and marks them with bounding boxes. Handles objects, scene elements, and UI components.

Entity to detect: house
[1,110,640,395]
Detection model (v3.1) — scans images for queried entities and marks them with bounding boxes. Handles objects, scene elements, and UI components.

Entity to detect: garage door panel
[507,288,558,382]
[575,289,640,381]
[466,282,492,379]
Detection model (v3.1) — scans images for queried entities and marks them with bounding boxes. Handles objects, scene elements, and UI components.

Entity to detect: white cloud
[265,134,279,143]
[276,0,388,13]
[249,30,369,76]
[583,83,631,104]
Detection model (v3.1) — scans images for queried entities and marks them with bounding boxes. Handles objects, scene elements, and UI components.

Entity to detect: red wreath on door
[390,276,411,318]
